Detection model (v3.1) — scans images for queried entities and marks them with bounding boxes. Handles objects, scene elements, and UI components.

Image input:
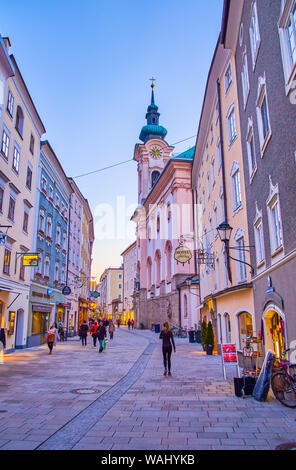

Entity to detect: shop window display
[238,312,253,350]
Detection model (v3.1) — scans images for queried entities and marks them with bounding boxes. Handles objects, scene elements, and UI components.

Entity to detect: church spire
[139,79,167,143]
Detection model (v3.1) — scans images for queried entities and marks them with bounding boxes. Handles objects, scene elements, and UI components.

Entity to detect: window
[213,203,218,239]
[118,274,122,279]
[206,173,210,199]
[225,63,233,92]
[215,256,220,291]
[46,216,52,238]
[211,157,215,186]
[166,242,172,283]
[23,208,29,233]
[151,170,160,188]
[241,52,250,106]
[29,134,35,155]
[7,90,14,117]
[41,176,47,192]
[217,137,222,172]
[227,105,237,146]
[249,1,261,68]
[8,195,16,222]
[49,186,53,200]
[55,194,60,208]
[256,76,271,153]
[210,122,213,144]
[3,248,11,275]
[206,142,209,161]
[215,102,219,124]
[15,106,24,137]
[246,118,257,179]
[12,146,20,174]
[1,128,10,160]
[224,313,231,343]
[219,187,225,223]
[254,218,265,265]
[39,208,45,232]
[155,250,161,287]
[62,232,67,250]
[56,225,61,245]
[268,199,283,252]
[231,163,242,212]
[19,257,25,281]
[236,236,247,282]
[26,166,33,190]
[279,3,296,88]
[238,312,253,350]
[0,186,4,213]
[202,189,206,212]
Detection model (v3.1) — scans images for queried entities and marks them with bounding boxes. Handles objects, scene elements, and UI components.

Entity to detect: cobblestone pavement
[0,328,294,450]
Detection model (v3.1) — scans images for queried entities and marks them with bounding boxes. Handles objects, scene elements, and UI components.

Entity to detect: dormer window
[151,170,160,188]
[15,106,24,138]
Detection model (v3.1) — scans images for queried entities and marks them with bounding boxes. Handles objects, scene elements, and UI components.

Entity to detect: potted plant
[205,321,214,355]
[201,320,207,351]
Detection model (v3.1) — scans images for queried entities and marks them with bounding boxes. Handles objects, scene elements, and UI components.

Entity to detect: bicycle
[270,348,296,408]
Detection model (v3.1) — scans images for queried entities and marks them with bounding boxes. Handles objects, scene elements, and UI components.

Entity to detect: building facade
[222,0,296,357]
[28,141,72,346]
[0,41,46,351]
[132,84,199,330]
[78,199,94,329]
[121,241,137,325]
[99,267,123,321]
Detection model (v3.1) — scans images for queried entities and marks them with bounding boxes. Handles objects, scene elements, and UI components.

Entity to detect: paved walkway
[0,328,294,450]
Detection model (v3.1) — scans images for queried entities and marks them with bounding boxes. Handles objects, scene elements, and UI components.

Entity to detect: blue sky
[1,0,223,281]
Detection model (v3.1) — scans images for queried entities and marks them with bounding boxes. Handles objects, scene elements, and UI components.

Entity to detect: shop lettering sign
[174,246,192,265]
[23,254,39,266]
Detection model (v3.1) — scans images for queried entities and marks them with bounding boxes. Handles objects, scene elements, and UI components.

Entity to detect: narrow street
[0,328,294,450]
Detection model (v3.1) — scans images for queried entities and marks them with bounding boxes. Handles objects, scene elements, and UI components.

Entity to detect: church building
[132,81,199,330]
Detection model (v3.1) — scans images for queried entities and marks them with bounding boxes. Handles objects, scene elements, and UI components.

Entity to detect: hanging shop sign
[62,286,71,295]
[90,291,100,298]
[22,254,39,266]
[221,343,240,380]
[174,246,192,265]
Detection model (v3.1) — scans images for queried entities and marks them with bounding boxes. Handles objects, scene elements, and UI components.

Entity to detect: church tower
[134,79,174,205]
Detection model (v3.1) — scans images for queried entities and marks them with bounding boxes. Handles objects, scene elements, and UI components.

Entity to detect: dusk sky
[0,0,223,283]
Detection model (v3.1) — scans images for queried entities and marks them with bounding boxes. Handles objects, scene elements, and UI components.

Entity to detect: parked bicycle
[270,348,296,408]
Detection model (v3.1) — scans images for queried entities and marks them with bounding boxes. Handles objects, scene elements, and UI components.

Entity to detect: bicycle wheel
[271,372,296,408]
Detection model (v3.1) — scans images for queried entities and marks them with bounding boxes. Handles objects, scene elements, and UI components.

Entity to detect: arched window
[165,241,172,283]
[238,312,253,349]
[15,106,24,137]
[155,250,161,287]
[151,170,160,188]
[147,257,152,290]
[224,313,231,343]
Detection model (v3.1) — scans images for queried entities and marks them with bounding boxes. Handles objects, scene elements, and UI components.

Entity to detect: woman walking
[47,323,59,355]
[159,321,176,376]
[97,320,106,353]
[109,320,115,340]
[89,321,99,347]
[79,320,89,346]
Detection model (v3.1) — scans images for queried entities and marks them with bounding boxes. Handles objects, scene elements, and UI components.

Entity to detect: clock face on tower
[150,146,162,159]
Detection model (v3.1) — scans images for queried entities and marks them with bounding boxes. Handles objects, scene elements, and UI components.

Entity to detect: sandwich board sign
[221,343,240,380]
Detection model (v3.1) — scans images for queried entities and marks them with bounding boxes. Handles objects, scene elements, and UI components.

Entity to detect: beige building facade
[121,241,136,325]
[99,267,123,321]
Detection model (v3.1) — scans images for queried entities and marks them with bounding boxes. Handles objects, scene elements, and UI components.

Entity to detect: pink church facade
[132,85,199,329]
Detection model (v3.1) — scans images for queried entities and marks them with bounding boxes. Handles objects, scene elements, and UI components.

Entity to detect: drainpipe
[217,79,232,284]
[177,285,181,328]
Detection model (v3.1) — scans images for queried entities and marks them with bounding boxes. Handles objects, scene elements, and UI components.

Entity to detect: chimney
[2,37,11,53]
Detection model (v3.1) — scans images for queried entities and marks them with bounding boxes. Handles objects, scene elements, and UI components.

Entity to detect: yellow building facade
[192,40,255,355]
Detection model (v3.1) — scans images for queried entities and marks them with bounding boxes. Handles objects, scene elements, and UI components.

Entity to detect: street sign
[90,291,100,298]
[174,245,192,265]
[0,233,7,246]
[62,286,71,295]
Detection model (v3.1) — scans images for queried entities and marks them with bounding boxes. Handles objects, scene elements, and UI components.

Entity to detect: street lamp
[216,222,255,277]
[216,222,233,244]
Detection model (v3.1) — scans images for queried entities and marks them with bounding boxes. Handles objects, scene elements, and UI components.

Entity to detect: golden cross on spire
[150,77,156,90]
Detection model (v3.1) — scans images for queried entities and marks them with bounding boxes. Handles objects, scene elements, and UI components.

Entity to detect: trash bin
[154,323,160,333]
[188,330,196,343]
[195,330,201,343]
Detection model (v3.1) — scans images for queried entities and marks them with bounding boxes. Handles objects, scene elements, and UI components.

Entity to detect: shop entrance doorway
[263,306,285,358]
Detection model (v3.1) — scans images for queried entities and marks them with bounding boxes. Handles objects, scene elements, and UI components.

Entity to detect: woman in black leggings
[159,321,176,376]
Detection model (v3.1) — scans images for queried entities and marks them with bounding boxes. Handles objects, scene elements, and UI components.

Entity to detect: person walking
[159,321,176,376]
[79,320,89,346]
[109,320,115,340]
[47,323,59,355]
[58,323,65,341]
[127,319,131,330]
[131,319,135,329]
[89,321,99,347]
[97,320,106,353]
[116,318,121,328]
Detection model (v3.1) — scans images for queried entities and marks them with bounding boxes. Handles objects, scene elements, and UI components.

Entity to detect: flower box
[56,243,61,249]
[35,272,42,278]
[49,197,54,203]
[38,229,45,236]
[41,188,47,195]
[46,236,52,243]
[43,275,50,282]
[54,280,59,285]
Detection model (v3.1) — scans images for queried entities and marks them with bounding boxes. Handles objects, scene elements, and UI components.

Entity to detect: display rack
[242,337,264,378]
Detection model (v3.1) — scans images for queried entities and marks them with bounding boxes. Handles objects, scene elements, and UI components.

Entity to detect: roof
[171,147,195,161]
[121,240,137,257]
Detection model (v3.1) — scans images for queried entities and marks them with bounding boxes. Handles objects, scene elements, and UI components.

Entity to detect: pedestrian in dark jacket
[97,320,106,353]
[159,321,176,376]
[0,328,6,349]
[127,319,131,330]
[79,321,89,346]
[109,320,115,340]
[90,321,99,347]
